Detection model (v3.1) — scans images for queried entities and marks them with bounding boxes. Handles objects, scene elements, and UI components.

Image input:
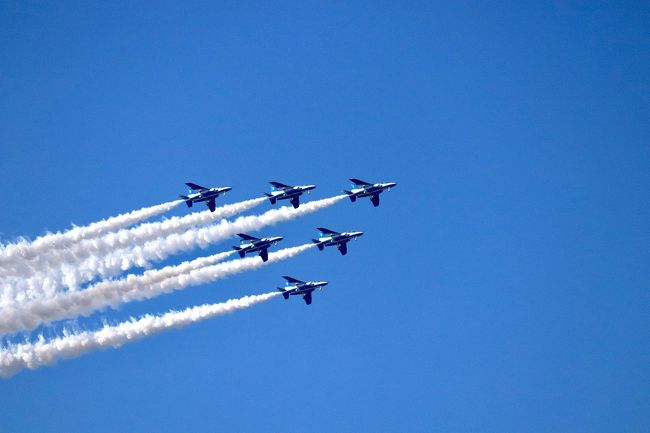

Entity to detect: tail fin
[277,287,290,300]
[265,193,277,205]
[312,239,324,251]
[179,195,193,207]
[344,191,357,203]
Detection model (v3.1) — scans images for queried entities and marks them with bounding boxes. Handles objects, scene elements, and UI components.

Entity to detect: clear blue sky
[1,1,648,432]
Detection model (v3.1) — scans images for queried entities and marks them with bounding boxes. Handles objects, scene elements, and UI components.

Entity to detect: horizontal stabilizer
[344,191,357,202]
[179,195,193,207]
[312,239,325,251]
[277,288,290,300]
[265,193,277,205]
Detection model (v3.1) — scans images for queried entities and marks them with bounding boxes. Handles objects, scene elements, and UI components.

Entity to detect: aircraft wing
[303,291,313,305]
[282,276,305,284]
[269,181,291,190]
[317,227,339,235]
[185,182,207,191]
[349,178,373,187]
[207,198,216,212]
[237,233,260,241]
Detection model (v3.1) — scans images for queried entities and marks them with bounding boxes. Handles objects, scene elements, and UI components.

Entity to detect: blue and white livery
[312,227,363,256]
[179,182,232,212]
[232,233,283,262]
[344,178,397,207]
[265,181,316,209]
[277,276,328,305]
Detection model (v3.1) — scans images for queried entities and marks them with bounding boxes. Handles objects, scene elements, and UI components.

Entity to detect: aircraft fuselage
[349,182,396,198]
[285,281,328,296]
[268,185,316,200]
[317,232,364,247]
[187,187,232,203]
[266,184,316,208]
[237,237,283,255]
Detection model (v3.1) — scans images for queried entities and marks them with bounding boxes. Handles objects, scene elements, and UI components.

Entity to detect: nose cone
[353,231,364,237]
[303,184,317,191]
[318,281,328,287]
[222,186,233,192]
[385,182,397,188]
[273,236,284,242]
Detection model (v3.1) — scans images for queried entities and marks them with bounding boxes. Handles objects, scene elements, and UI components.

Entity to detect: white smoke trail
[0,244,313,335]
[0,199,182,272]
[0,197,265,281]
[3,196,343,300]
[0,292,280,378]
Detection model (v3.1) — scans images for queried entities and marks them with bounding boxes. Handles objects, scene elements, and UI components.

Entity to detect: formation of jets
[179,178,396,304]
[180,179,397,212]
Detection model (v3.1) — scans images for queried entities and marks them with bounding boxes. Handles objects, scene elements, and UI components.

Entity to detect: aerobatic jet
[264,182,316,209]
[312,228,364,255]
[344,179,397,207]
[232,233,283,262]
[179,182,232,212]
[277,276,328,305]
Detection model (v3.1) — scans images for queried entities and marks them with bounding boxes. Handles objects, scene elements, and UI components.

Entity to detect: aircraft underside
[356,189,381,197]
[276,191,302,198]
[241,247,269,261]
[194,193,219,202]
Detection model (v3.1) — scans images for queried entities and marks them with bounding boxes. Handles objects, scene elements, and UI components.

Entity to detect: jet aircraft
[265,182,316,209]
[277,276,328,305]
[312,228,363,255]
[344,179,397,207]
[179,182,232,212]
[232,233,283,262]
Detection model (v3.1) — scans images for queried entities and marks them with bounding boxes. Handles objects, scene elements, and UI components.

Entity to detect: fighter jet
[312,227,363,255]
[232,233,283,262]
[179,182,232,212]
[277,276,328,305]
[344,179,397,207]
[264,181,316,209]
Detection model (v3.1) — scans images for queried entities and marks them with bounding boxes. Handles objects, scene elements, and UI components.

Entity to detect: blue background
[1,1,649,432]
